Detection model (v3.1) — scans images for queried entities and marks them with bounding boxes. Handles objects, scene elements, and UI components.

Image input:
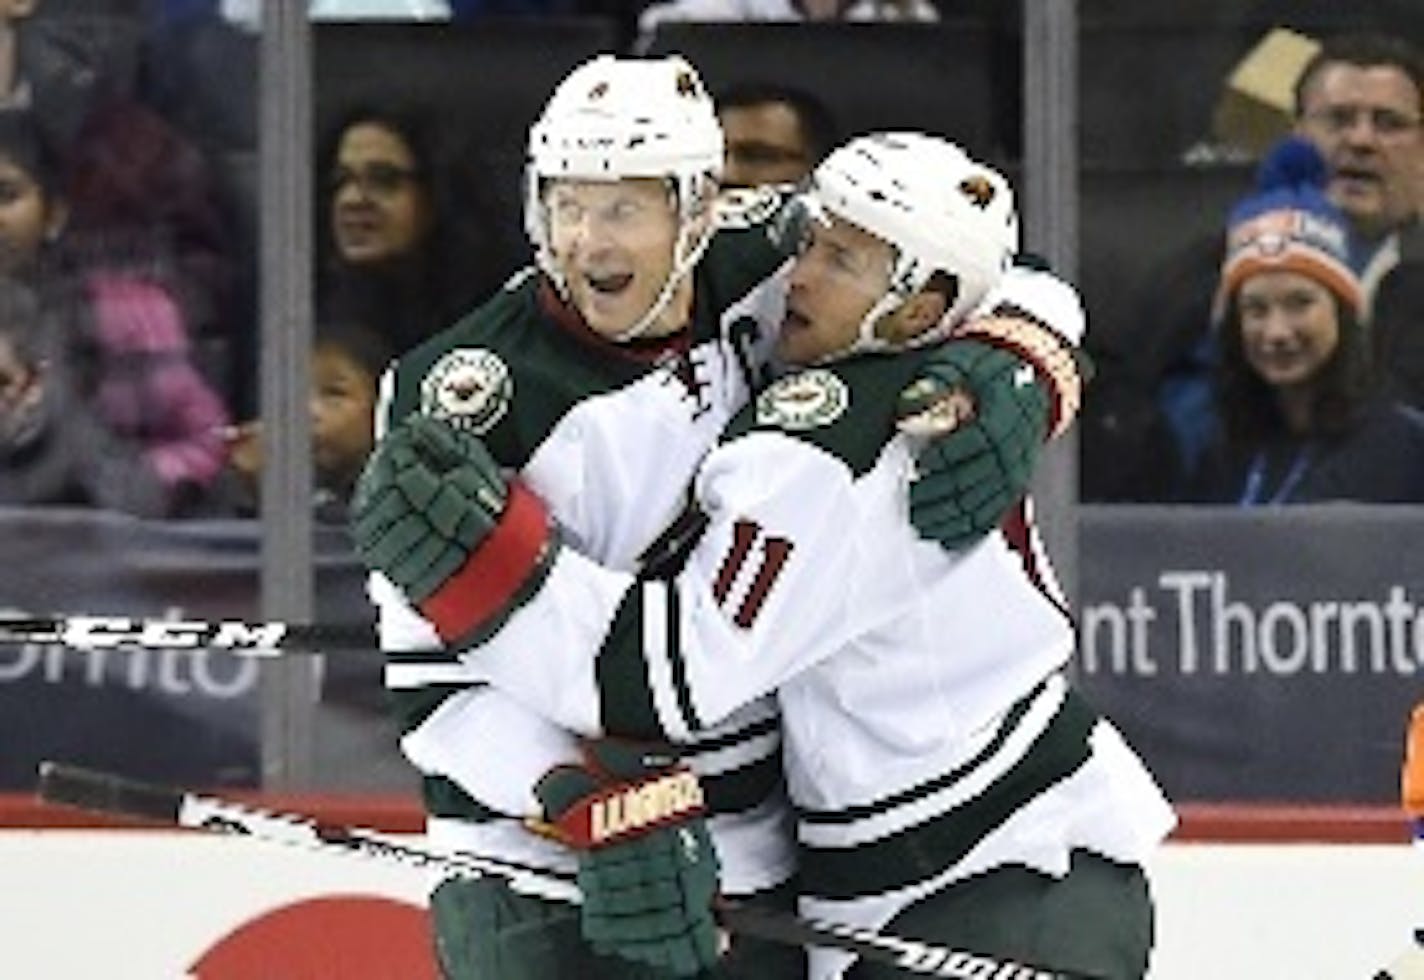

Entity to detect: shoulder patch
[755,369,849,431]
[420,347,513,434]
[715,186,785,231]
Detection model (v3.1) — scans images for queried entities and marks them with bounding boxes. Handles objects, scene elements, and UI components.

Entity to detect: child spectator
[0,275,168,513]
[311,321,389,519]
[221,319,390,522]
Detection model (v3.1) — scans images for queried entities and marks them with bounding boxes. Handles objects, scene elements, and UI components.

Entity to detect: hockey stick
[1375,928,1424,979]
[0,615,373,655]
[37,761,1084,980]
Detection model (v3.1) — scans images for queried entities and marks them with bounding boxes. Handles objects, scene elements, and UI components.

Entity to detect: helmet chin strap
[810,251,923,365]
[608,217,712,343]
[809,290,900,365]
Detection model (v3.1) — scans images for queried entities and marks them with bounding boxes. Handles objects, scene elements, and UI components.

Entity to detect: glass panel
[0,1,265,790]
[1077,0,1424,504]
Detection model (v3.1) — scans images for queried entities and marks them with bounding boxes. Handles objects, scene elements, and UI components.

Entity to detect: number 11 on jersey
[711,519,793,629]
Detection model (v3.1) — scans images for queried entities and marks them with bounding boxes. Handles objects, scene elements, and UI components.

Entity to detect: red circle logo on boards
[189,895,438,978]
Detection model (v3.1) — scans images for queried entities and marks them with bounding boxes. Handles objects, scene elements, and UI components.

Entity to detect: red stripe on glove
[418,481,552,644]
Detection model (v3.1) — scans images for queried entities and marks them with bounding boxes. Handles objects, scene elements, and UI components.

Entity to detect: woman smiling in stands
[1184,137,1424,505]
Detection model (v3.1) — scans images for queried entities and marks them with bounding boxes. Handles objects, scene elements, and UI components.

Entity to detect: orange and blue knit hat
[1215,136,1364,323]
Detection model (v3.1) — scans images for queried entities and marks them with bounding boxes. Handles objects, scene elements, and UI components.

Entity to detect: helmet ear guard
[797,132,1020,359]
[523,55,724,341]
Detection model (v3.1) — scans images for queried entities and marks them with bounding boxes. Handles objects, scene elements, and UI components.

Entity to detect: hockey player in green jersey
[355,131,1175,980]
[360,53,800,980]
[354,49,1103,978]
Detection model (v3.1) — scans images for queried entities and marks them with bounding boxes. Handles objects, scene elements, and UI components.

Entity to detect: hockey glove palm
[534,740,721,977]
[349,413,557,646]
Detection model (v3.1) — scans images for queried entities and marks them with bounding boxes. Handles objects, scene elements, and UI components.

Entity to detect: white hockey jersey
[459,348,1177,978]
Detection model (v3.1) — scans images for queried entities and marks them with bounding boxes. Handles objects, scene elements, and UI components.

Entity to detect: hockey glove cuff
[532,740,721,977]
[350,413,558,647]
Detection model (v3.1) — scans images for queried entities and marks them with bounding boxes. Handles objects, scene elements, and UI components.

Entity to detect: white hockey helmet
[799,131,1019,356]
[524,54,724,340]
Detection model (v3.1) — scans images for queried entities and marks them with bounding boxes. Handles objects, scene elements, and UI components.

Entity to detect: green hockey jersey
[372,198,798,900]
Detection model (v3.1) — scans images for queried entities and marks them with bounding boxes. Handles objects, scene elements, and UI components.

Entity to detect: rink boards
[0,798,1414,980]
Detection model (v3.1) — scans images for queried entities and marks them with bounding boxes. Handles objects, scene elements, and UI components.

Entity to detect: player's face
[1296,63,1421,239]
[310,345,377,482]
[544,178,689,340]
[779,213,894,364]
[330,122,433,267]
[0,152,57,275]
[1236,270,1341,389]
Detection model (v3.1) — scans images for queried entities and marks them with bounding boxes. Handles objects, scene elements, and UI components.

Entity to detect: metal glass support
[258,0,317,788]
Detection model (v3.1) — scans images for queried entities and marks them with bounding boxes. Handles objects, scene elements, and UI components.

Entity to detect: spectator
[179,0,574,27]
[62,97,235,372]
[0,2,241,407]
[0,108,230,516]
[311,320,388,517]
[215,0,452,27]
[1081,31,1422,502]
[1294,33,1422,299]
[639,0,939,35]
[1182,137,1424,505]
[317,104,512,357]
[0,275,168,513]
[715,81,837,187]
[220,319,391,522]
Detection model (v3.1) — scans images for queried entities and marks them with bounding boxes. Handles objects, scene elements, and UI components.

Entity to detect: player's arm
[897,261,1089,550]
[445,429,911,742]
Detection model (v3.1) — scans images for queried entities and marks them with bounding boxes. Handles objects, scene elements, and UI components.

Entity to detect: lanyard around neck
[1238,446,1314,506]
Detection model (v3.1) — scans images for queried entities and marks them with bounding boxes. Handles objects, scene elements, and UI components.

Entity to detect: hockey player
[360,53,796,980]
[356,132,1175,979]
[355,46,1092,976]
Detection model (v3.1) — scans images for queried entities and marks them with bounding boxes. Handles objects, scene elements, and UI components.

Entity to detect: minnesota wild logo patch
[420,348,512,434]
[755,369,849,430]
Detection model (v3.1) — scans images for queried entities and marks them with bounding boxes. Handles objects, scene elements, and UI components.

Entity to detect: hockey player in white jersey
[358,132,1176,979]
[352,54,1095,979]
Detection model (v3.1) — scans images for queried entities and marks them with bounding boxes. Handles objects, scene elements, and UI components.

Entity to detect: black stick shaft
[0,616,374,654]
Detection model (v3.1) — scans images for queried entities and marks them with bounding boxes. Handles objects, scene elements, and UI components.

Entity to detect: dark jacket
[1185,399,1424,505]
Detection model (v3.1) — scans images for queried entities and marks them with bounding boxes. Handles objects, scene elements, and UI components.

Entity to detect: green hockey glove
[533,740,721,977]
[349,413,557,646]
[897,338,1051,550]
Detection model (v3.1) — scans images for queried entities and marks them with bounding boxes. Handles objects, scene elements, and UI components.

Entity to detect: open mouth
[782,308,811,332]
[1332,165,1381,193]
[585,272,634,296]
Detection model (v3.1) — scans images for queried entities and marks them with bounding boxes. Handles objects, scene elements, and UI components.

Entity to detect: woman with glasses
[317,104,514,357]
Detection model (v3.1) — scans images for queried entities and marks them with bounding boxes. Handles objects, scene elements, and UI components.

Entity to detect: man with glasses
[1293,33,1422,299]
